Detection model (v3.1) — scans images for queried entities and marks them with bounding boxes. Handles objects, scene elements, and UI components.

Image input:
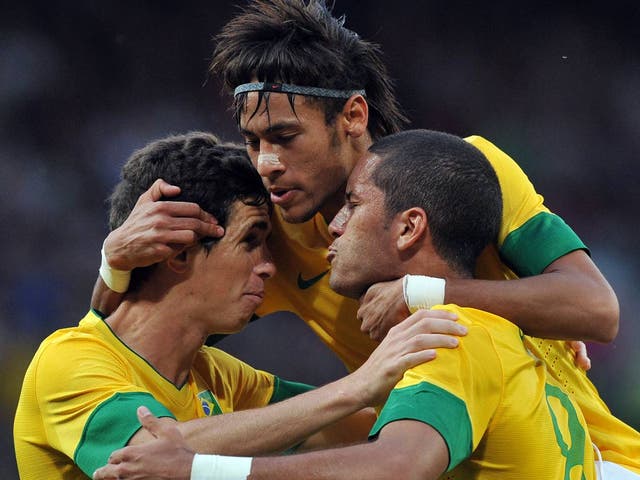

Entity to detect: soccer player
[94,130,633,479]
[14,132,460,479]
[91,0,639,468]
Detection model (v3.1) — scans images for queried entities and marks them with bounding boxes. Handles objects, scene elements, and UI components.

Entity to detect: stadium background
[2,1,638,475]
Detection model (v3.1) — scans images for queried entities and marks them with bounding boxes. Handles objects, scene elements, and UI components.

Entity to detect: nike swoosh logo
[297,270,329,290]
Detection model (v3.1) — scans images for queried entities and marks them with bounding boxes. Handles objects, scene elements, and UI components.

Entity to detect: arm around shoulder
[445,249,619,342]
[541,249,619,342]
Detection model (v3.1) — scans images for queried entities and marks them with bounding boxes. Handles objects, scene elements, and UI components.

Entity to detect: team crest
[198,390,223,416]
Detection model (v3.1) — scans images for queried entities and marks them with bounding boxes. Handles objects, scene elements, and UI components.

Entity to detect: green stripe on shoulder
[501,212,588,276]
[370,382,472,472]
[74,391,175,476]
[269,377,315,404]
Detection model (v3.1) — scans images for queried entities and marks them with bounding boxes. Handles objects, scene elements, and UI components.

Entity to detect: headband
[233,82,366,99]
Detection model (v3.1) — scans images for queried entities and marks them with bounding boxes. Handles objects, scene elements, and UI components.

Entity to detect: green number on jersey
[545,383,588,480]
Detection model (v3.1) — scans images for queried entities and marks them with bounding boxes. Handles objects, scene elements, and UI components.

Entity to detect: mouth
[244,291,265,308]
[326,247,337,263]
[269,186,297,205]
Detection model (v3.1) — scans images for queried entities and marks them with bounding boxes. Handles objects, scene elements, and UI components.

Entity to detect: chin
[219,315,253,335]
[277,203,318,224]
[329,277,362,299]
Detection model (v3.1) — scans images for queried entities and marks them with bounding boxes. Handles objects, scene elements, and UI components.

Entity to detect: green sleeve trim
[268,378,314,455]
[269,377,315,404]
[500,212,588,277]
[74,391,175,476]
[369,382,472,472]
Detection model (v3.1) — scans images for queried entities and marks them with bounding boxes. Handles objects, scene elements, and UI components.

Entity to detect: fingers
[139,178,181,204]
[410,332,461,349]
[93,447,132,479]
[415,308,458,321]
[389,310,466,339]
[569,340,592,371]
[130,180,224,238]
[92,466,114,479]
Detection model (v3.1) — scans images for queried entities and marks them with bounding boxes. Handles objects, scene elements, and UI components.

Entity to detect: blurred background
[2,1,639,475]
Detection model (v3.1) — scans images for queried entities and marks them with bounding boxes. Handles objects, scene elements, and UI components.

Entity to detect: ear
[340,94,368,138]
[395,208,428,252]
[166,250,190,274]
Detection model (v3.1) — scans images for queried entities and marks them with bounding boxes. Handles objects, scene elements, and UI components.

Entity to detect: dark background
[2,1,639,476]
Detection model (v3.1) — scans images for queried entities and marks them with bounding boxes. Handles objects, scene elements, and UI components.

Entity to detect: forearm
[250,443,392,480]
[90,276,124,316]
[445,251,619,342]
[249,422,446,480]
[297,408,376,452]
[178,375,369,456]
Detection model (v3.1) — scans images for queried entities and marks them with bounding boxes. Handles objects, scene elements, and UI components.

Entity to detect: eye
[242,233,262,251]
[275,134,296,145]
[243,136,260,151]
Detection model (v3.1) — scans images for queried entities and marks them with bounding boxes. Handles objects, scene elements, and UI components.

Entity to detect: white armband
[99,246,131,293]
[403,274,446,314]
[191,454,253,480]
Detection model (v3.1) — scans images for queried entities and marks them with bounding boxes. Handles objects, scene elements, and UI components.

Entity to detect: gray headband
[234,82,366,99]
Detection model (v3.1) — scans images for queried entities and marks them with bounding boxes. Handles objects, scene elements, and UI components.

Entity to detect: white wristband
[99,246,131,293]
[191,454,253,480]
[403,274,446,314]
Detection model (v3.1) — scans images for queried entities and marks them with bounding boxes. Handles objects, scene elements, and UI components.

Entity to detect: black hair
[109,131,269,289]
[369,130,502,275]
[210,0,408,140]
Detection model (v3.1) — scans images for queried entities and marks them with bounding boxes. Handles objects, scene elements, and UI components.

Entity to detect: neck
[403,249,468,281]
[321,133,373,223]
[106,296,205,386]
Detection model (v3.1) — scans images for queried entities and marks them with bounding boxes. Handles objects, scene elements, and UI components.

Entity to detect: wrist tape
[403,274,446,314]
[99,246,131,293]
[191,454,253,480]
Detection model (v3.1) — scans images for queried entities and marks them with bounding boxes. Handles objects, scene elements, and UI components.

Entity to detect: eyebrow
[345,189,362,202]
[239,121,299,138]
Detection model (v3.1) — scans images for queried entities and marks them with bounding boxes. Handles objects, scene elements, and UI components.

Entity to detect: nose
[256,148,286,179]
[255,245,277,279]
[328,204,349,239]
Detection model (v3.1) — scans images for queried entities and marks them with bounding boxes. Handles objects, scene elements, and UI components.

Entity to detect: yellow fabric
[14,310,276,480]
[257,208,377,372]
[257,135,640,471]
[378,304,596,479]
[466,135,550,247]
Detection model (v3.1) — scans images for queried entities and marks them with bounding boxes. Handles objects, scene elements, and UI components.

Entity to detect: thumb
[137,405,183,442]
[137,405,163,438]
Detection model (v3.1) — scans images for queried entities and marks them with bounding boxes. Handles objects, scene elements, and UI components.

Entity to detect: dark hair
[210,0,408,140]
[109,131,269,289]
[369,130,502,276]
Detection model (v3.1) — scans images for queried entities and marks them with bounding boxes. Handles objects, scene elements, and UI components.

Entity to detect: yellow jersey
[371,304,596,479]
[257,135,640,471]
[14,310,309,479]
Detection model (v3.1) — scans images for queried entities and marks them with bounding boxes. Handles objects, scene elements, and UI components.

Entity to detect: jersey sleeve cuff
[369,381,472,471]
[74,391,174,476]
[500,212,588,276]
[269,376,316,404]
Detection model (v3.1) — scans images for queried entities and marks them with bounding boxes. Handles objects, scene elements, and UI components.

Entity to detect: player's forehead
[238,91,323,132]
[347,153,382,195]
[227,200,271,233]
